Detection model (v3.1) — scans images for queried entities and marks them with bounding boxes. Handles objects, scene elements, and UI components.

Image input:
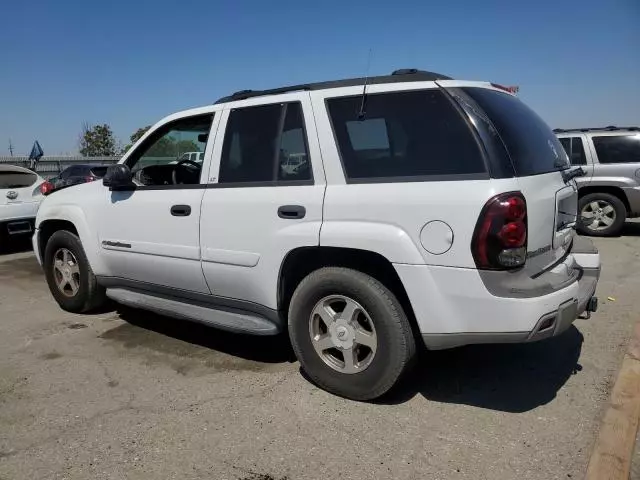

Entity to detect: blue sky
[0,0,638,155]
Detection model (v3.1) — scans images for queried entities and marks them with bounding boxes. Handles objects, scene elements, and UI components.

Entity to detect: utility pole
[8,139,14,156]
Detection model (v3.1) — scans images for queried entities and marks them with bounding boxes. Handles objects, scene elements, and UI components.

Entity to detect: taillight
[39,181,54,195]
[471,192,527,270]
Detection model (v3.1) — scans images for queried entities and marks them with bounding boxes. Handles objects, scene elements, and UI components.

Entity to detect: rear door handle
[171,205,191,217]
[277,205,306,219]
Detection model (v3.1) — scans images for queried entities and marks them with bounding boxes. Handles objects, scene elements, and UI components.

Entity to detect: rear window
[326,89,486,181]
[0,170,38,188]
[592,135,640,164]
[462,88,569,176]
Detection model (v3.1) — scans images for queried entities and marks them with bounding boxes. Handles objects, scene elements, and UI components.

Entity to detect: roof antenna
[357,49,372,120]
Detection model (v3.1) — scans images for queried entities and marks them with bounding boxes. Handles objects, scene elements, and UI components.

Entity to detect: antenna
[357,48,372,120]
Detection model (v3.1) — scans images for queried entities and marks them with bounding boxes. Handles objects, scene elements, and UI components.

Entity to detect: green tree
[79,123,117,157]
[122,125,152,154]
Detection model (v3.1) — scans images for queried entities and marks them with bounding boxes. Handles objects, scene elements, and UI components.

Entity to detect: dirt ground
[1,223,640,480]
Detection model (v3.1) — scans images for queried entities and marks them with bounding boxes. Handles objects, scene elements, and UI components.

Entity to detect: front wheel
[577,193,626,237]
[288,267,416,401]
[43,230,106,313]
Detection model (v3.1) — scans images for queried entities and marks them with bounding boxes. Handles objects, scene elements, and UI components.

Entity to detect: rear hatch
[0,165,41,206]
[458,86,577,275]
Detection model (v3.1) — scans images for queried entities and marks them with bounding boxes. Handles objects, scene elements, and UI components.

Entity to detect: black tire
[288,267,416,401]
[43,230,106,313]
[577,192,626,237]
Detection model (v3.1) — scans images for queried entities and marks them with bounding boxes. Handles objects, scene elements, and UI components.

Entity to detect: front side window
[558,137,587,165]
[592,135,640,164]
[127,114,213,186]
[219,102,311,184]
[326,89,485,181]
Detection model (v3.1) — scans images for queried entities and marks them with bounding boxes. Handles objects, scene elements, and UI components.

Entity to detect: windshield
[462,87,570,176]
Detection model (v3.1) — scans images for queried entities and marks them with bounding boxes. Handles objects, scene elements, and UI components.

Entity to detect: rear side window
[219,102,311,184]
[592,135,640,164]
[326,89,485,181]
[558,137,587,165]
[462,88,569,176]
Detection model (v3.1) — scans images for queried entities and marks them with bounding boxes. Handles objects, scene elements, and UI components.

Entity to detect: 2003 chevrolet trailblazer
[34,69,600,400]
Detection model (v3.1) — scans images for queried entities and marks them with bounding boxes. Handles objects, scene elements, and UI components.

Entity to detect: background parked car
[555,126,640,236]
[0,164,45,244]
[41,164,109,195]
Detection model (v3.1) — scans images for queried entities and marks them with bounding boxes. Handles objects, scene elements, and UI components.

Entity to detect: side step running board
[106,288,280,335]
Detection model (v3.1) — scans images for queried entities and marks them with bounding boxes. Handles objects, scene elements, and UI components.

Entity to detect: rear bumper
[395,237,600,350]
[0,201,39,223]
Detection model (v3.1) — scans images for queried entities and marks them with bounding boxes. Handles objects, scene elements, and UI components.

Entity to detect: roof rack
[553,126,640,133]
[214,69,452,104]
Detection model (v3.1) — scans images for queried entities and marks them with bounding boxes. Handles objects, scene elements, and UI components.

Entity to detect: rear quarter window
[326,89,486,182]
[461,88,569,176]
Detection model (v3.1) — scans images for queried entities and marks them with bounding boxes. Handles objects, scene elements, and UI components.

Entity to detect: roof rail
[553,126,640,133]
[214,68,452,104]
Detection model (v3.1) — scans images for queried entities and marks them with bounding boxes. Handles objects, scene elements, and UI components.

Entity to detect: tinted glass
[558,137,587,165]
[462,88,569,176]
[593,135,640,164]
[326,89,485,180]
[219,102,311,183]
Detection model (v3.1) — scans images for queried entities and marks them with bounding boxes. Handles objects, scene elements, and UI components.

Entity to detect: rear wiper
[561,166,585,184]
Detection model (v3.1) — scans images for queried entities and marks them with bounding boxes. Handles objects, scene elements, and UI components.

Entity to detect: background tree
[79,123,117,156]
[122,125,152,154]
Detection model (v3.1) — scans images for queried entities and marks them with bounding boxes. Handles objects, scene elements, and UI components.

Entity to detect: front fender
[36,202,107,275]
[319,221,425,264]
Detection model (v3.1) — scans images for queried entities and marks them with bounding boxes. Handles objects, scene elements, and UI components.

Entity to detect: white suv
[34,69,601,400]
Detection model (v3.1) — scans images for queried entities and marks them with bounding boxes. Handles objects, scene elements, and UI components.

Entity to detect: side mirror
[103,164,133,189]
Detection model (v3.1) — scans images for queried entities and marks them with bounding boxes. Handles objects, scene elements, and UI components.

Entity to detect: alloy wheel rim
[581,200,616,231]
[52,248,80,297]
[308,295,377,374]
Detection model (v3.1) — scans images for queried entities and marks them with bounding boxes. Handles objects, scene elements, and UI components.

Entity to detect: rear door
[458,86,577,274]
[199,93,325,310]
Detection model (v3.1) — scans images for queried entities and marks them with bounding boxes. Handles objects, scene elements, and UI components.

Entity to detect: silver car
[555,126,640,236]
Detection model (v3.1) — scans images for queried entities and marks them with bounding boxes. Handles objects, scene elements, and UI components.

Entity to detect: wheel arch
[579,185,631,214]
[37,207,106,274]
[277,246,420,338]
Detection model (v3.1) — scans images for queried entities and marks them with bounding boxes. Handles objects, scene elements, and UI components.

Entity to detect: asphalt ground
[1,222,640,480]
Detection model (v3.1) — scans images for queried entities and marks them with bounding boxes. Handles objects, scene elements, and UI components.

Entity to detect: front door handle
[277,205,306,219]
[171,205,191,217]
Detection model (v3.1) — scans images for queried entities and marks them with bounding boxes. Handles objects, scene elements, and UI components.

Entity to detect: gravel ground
[1,222,639,480]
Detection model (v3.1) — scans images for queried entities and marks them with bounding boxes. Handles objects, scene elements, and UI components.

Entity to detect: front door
[199,93,325,310]
[98,113,217,294]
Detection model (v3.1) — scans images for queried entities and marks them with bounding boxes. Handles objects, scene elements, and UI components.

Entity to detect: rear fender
[319,221,426,265]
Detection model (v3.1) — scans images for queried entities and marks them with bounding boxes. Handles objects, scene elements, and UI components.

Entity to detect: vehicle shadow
[0,235,33,255]
[621,221,640,237]
[115,306,296,364]
[380,326,584,412]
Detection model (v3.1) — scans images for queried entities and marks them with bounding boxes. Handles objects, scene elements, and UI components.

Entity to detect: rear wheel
[43,230,106,312]
[577,192,626,236]
[288,267,416,401]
